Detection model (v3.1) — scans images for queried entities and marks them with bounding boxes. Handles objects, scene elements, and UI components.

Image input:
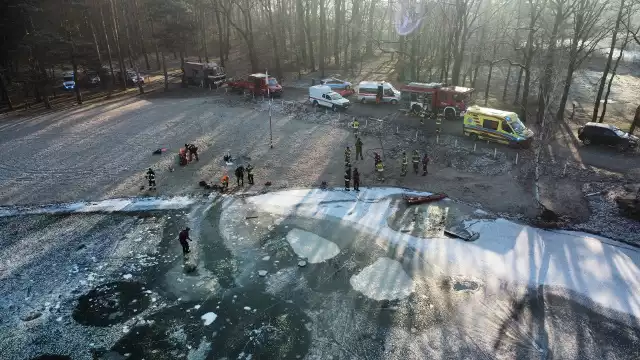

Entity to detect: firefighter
[186,143,199,162]
[422,153,430,176]
[352,118,360,137]
[435,116,442,134]
[401,152,408,176]
[178,227,191,255]
[221,174,229,190]
[374,152,381,164]
[355,137,364,160]
[376,160,384,181]
[344,147,351,165]
[246,163,254,185]
[179,147,188,166]
[353,168,360,191]
[146,168,156,191]
[223,151,233,163]
[344,166,351,191]
[235,165,245,186]
[412,150,420,174]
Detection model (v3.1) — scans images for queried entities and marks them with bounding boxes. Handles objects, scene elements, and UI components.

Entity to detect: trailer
[183,62,226,88]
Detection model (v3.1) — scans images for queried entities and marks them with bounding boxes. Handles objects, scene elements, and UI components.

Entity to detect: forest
[1,0,640,132]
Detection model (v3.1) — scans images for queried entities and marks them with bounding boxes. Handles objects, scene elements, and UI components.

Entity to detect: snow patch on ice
[122,274,133,280]
[286,228,340,264]
[0,196,197,217]
[201,312,217,326]
[350,257,414,301]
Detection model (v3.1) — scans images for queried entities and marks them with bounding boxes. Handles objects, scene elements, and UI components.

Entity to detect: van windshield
[63,76,73,82]
[506,115,526,134]
[268,78,278,86]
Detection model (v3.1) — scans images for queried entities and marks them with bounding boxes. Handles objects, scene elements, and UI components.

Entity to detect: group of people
[220,163,255,191]
[342,137,430,188]
[179,143,199,166]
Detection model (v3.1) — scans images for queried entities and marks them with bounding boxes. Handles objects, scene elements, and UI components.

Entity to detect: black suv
[578,122,638,151]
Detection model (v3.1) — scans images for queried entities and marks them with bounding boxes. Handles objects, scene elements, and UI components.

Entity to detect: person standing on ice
[235,165,245,186]
[146,168,156,191]
[178,227,191,255]
[344,166,351,191]
[353,168,360,191]
[422,153,430,176]
[412,150,420,174]
[344,146,351,166]
[376,160,384,181]
[401,151,408,176]
[246,163,254,185]
[355,137,363,160]
[221,174,229,190]
[352,118,360,137]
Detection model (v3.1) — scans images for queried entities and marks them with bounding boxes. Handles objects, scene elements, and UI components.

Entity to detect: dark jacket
[235,166,245,177]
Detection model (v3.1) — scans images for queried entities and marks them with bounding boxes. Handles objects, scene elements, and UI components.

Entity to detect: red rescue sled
[403,193,447,205]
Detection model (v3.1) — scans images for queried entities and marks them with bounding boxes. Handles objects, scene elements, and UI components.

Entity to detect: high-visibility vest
[376,162,384,171]
[402,156,408,165]
[353,121,359,129]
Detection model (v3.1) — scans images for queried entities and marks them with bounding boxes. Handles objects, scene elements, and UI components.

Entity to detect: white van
[309,85,351,111]
[356,81,401,104]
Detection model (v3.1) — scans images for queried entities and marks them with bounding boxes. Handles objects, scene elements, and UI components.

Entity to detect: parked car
[62,73,76,90]
[578,122,638,151]
[321,77,352,90]
[309,85,350,111]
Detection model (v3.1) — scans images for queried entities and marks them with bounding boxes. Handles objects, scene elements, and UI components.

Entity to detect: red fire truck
[399,82,474,120]
[227,73,283,97]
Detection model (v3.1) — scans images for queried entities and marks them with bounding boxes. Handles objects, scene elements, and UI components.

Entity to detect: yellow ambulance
[462,105,534,148]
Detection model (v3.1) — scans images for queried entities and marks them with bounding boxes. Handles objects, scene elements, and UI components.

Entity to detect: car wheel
[332,105,337,112]
[582,138,591,145]
[470,133,479,141]
[445,109,455,121]
[313,100,318,107]
[390,99,398,105]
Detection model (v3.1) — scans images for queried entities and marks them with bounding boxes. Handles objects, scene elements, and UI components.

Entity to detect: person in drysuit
[146,168,156,191]
[178,227,191,255]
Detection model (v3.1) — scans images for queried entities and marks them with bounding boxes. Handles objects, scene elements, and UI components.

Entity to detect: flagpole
[266,69,273,149]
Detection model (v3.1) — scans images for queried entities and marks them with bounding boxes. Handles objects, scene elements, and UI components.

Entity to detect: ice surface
[285,228,340,264]
[247,188,640,318]
[201,312,217,326]
[350,257,414,301]
[0,196,196,217]
[122,274,132,280]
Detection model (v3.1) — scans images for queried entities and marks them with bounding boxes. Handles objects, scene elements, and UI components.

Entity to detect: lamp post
[266,69,273,148]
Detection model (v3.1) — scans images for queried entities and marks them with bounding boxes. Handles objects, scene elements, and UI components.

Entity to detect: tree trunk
[201,7,209,62]
[296,0,308,67]
[333,0,341,66]
[514,67,523,104]
[109,0,127,89]
[365,0,376,56]
[121,3,136,69]
[265,0,283,80]
[536,1,564,126]
[0,72,13,111]
[629,105,640,134]
[100,2,116,86]
[162,51,168,91]
[350,0,362,73]
[149,20,161,70]
[133,0,150,70]
[70,36,83,104]
[502,65,511,101]
[599,31,628,123]
[319,0,326,77]
[593,0,625,122]
[212,0,226,67]
[305,0,316,71]
[87,12,103,66]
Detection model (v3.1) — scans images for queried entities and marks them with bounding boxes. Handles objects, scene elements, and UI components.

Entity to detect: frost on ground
[350,257,414,301]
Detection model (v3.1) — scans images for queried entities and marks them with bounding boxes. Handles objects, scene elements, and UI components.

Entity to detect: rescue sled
[403,193,447,205]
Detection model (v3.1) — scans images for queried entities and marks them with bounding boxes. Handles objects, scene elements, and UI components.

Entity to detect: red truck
[227,73,283,97]
[399,82,474,120]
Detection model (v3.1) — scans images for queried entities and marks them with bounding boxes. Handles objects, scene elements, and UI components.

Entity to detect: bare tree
[592,0,626,122]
